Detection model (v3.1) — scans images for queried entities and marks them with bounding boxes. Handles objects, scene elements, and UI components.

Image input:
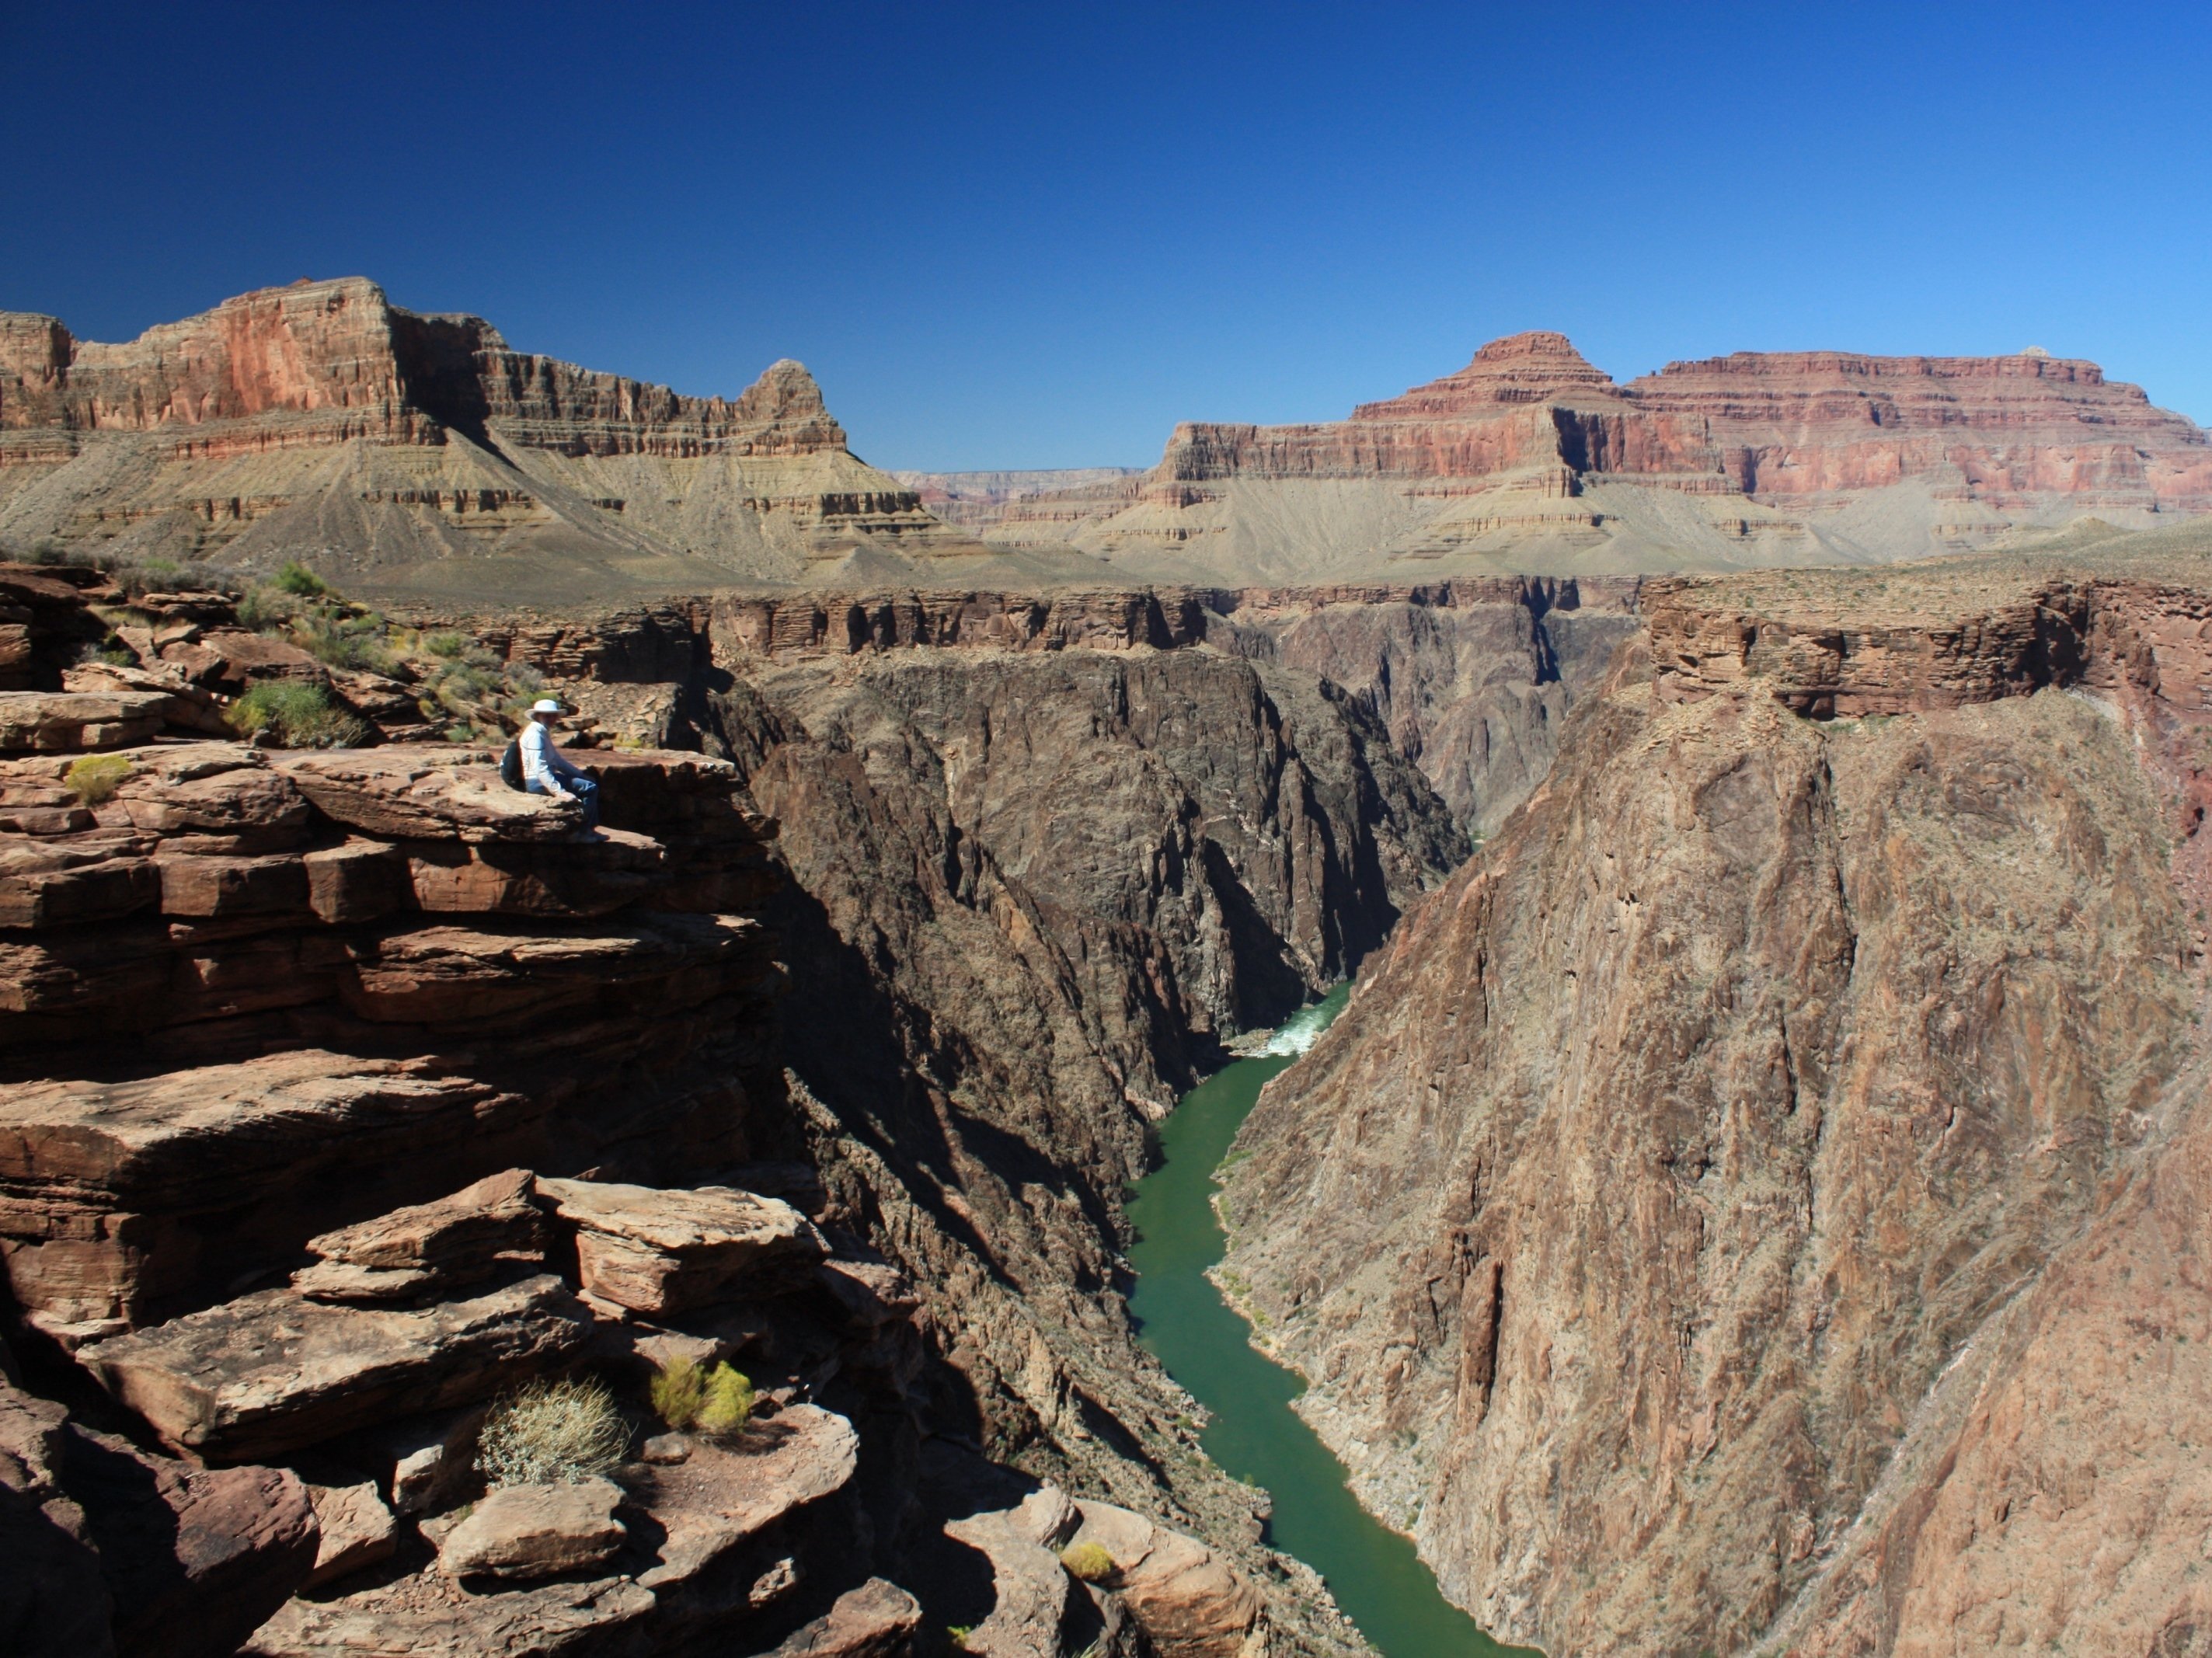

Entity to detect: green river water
[1124,985,1538,1658]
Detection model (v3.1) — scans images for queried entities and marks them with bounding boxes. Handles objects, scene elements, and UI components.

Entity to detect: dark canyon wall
[1217,566,2212,1655]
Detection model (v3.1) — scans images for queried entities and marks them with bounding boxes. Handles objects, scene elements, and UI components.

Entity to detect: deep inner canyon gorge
[5,276,2212,1657]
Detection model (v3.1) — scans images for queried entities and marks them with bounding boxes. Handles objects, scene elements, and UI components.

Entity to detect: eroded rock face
[1220,570,2212,1655]
[61,1425,320,1658]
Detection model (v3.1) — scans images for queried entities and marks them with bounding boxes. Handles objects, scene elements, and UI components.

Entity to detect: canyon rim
[4,277,2212,1658]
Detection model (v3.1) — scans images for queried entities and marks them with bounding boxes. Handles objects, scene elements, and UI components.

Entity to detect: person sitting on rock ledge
[520,698,600,828]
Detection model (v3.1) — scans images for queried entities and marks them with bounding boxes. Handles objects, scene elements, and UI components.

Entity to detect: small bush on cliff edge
[649,1356,754,1438]
[226,681,369,749]
[650,1355,706,1430]
[475,1378,629,1487]
[64,754,132,806]
[1060,1541,1116,1583]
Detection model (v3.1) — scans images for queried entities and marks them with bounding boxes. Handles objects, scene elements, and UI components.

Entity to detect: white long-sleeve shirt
[519,719,582,787]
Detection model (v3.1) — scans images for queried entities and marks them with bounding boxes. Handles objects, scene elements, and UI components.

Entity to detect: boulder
[0,690,170,752]
[944,1499,1072,1658]
[1068,1500,1259,1658]
[292,1169,547,1304]
[813,1259,923,1329]
[301,1479,398,1588]
[353,1402,492,1516]
[765,1578,923,1658]
[435,1477,625,1581]
[0,1381,115,1658]
[81,1273,592,1459]
[272,749,580,843]
[62,1425,319,1658]
[161,630,328,691]
[536,1177,826,1315]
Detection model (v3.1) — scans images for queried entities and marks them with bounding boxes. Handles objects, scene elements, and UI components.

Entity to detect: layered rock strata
[973,333,2212,578]
[0,278,995,596]
[1218,558,2212,1654]
[0,570,1291,1657]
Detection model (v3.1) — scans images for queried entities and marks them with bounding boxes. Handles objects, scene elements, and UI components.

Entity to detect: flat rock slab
[273,750,581,843]
[0,836,157,927]
[0,1051,531,1331]
[629,1402,859,1593]
[82,1273,591,1460]
[437,1477,625,1581]
[0,690,171,752]
[340,914,760,1025]
[294,1168,546,1304]
[0,1050,512,1206]
[765,1578,923,1658]
[242,1572,659,1658]
[537,1178,824,1315]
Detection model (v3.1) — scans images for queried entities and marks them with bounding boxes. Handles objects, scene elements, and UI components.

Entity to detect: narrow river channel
[1125,986,1538,1658]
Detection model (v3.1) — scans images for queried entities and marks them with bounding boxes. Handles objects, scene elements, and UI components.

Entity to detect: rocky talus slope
[1219,551,2212,1654]
[0,278,1106,599]
[969,332,2212,580]
[0,570,1280,1657]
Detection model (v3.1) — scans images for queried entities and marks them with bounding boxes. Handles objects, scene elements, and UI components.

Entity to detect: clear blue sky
[5,1,2208,470]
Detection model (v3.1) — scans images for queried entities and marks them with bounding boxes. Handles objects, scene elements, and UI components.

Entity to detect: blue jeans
[530,772,599,828]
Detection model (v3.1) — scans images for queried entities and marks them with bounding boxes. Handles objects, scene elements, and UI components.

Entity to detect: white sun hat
[530,698,564,714]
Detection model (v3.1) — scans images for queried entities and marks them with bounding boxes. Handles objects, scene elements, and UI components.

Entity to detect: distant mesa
[0,277,1022,601]
[4,280,2208,598]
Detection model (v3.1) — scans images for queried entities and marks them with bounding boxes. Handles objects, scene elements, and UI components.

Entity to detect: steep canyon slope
[0,568,1416,1658]
[1220,530,2212,1656]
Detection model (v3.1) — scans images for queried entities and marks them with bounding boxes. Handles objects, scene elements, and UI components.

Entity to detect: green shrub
[226,681,368,749]
[295,611,394,673]
[475,1378,629,1487]
[697,1364,754,1436]
[236,585,301,632]
[423,631,472,658]
[26,537,64,566]
[1060,1541,1116,1583]
[649,1357,754,1437]
[64,754,132,806]
[650,1356,705,1430]
[272,560,330,597]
